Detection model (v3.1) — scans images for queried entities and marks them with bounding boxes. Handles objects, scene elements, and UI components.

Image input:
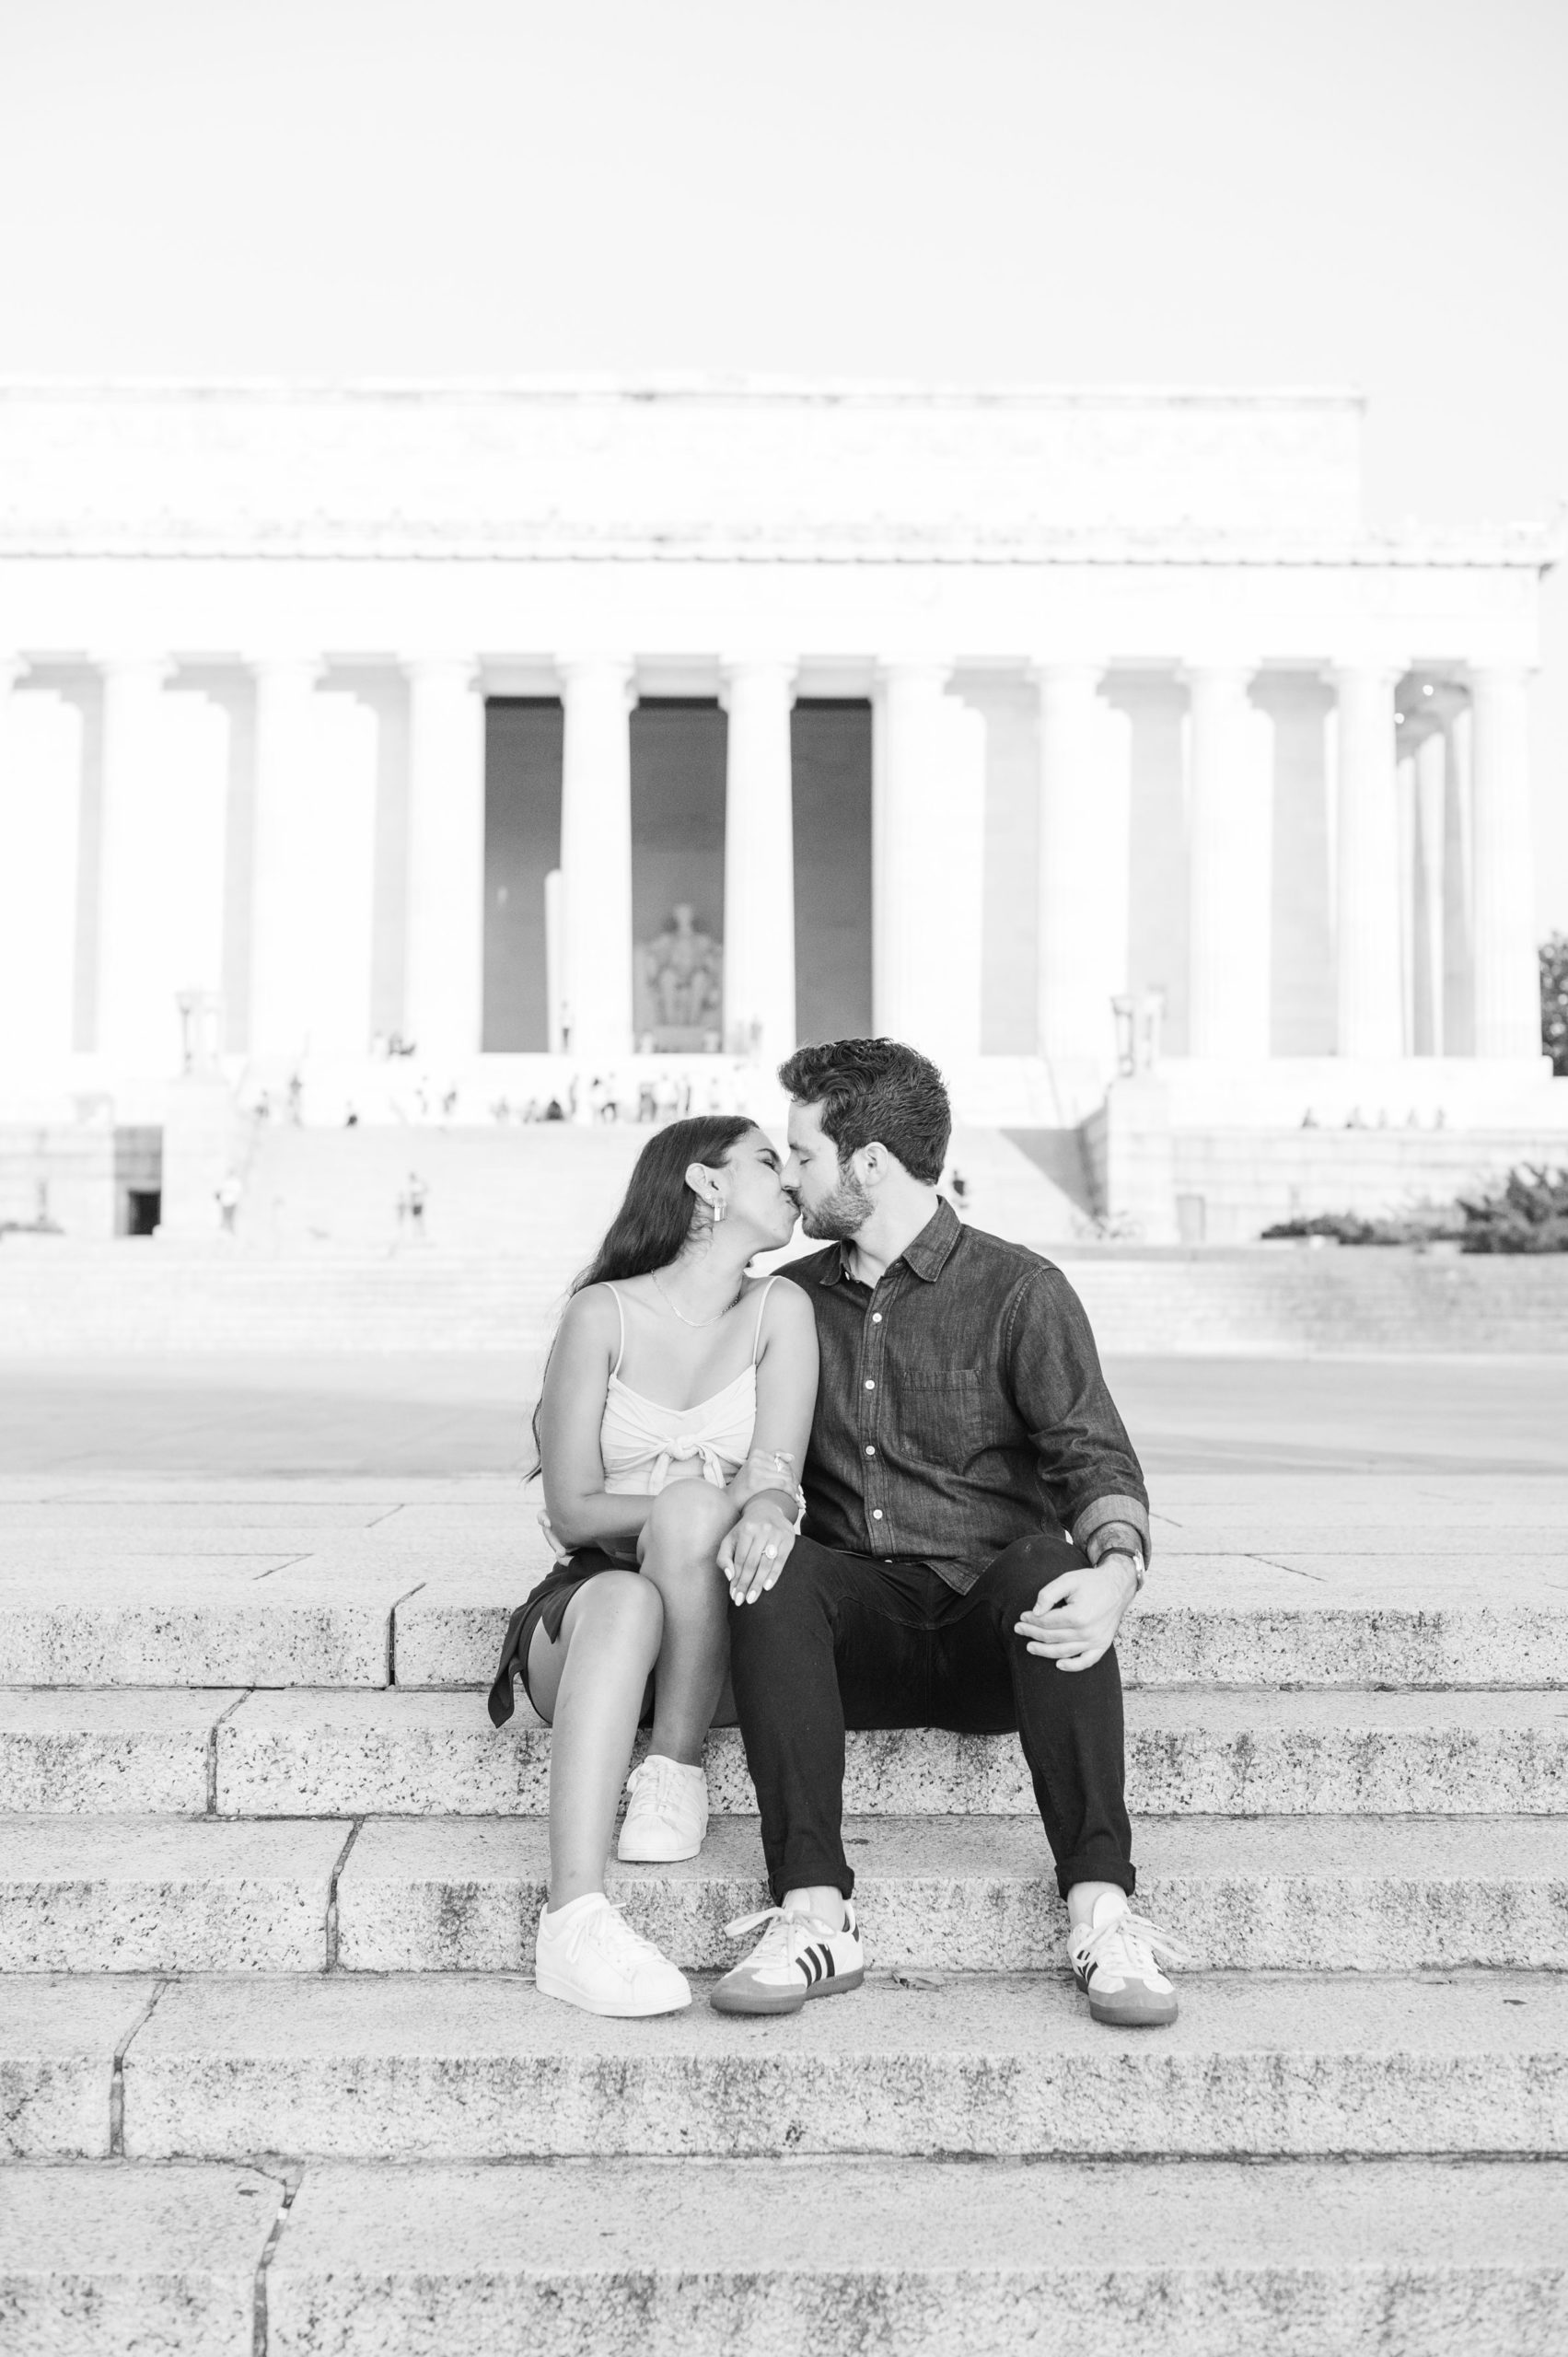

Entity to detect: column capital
[1465,661,1536,691]
[718,654,798,702]
[1180,658,1261,689]
[877,657,954,694]
[1328,658,1407,689]
[402,655,480,690]
[96,652,174,685]
[1028,657,1109,690]
[245,652,321,686]
[556,654,637,711]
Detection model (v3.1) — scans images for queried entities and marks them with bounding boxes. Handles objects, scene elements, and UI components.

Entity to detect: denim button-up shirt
[780,1198,1149,1593]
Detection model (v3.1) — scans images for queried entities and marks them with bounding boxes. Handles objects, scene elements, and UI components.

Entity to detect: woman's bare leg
[636,1482,738,1764]
[527,1572,663,1907]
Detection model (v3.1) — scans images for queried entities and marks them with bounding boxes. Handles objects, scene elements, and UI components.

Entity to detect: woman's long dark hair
[569,1114,757,1296]
[528,1113,757,1481]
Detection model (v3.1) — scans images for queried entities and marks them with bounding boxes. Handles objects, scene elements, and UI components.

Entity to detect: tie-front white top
[597,1274,781,1495]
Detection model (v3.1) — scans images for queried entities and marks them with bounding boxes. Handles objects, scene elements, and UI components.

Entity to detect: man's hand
[1014,1553,1139,1674]
[718,1496,796,1606]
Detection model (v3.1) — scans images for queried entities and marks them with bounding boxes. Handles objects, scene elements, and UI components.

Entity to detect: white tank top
[598,1275,781,1494]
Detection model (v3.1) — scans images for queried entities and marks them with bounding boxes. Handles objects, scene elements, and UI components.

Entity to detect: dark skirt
[486,1549,655,1730]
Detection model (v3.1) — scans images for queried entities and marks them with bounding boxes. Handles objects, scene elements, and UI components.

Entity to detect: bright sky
[5,0,1566,926]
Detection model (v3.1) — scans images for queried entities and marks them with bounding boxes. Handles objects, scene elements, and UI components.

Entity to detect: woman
[488,1113,818,2018]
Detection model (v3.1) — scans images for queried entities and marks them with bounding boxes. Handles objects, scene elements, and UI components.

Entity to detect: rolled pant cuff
[772,1858,856,1906]
[1055,1855,1135,1904]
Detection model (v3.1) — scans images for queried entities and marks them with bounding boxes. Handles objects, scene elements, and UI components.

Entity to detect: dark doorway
[125,1190,161,1237]
[113,1127,163,1237]
[632,701,727,1050]
[483,701,563,1051]
[793,701,874,1043]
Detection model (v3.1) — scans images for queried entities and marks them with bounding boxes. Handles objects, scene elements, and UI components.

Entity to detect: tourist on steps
[487,1114,818,2018]
[713,1038,1185,2029]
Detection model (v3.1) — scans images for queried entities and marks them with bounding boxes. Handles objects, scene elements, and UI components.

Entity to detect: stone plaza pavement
[2,1469,1566,2353]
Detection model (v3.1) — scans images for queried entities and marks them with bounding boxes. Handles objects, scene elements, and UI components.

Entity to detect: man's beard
[798,1170,873,1241]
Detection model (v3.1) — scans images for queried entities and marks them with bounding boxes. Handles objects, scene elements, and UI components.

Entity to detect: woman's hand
[718,1494,796,1605]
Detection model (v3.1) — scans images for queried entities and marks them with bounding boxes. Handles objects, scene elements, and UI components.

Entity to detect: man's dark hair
[778,1038,951,1185]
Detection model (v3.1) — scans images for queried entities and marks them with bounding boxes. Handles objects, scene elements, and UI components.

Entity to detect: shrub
[1261,1167,1568,1253]
[1457,1164,1568,1254]
[1260,1205,1463,1247]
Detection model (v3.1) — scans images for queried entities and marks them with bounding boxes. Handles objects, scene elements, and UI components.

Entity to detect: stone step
[5,1813,1566,1979]
[0,1819,354,1972]
[6,2157,1565,2357]
[5,1540,1565,1691]
[6,1800,1556,1989]
[397,1575,1568,1691]
[6,1687,1566,1820]
[0,2163,278,2357]
[92,1970,1568,2160]
[333,1814,1568,1975]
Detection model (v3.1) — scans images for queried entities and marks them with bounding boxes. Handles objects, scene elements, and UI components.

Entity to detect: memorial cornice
[0,520,1556,567]
[0,379,1556,573]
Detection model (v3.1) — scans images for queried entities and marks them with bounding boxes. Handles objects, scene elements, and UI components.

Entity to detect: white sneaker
[534,1891,692,2017]
[710,1900,865,2015]
[617,1753,709,1863]
[1067,1891,1185,2028]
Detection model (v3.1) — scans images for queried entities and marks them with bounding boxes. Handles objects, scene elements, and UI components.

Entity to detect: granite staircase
[3,1471,1566,2352]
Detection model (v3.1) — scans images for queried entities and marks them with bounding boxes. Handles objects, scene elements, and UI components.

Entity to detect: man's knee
[984,1531,1086,1616]
[727,1542,833,1642]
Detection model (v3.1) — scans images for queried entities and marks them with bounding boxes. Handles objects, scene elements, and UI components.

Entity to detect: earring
[711,1197,726,1225]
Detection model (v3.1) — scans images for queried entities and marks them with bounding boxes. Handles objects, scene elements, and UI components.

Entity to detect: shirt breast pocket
[894,1368,985,1466]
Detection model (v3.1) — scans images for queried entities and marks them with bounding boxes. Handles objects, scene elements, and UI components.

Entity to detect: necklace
[653,1270,743,1328]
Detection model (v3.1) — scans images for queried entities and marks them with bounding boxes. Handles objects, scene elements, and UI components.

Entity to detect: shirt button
[872,1313,882,1323]
[865,1445,876,1457]
[864,1379,875,1390]
[872,1510,884,1520]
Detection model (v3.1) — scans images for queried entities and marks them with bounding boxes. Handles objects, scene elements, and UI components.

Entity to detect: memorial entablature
[0,381,1560,1201]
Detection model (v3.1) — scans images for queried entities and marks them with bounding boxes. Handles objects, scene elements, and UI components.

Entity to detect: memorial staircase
[3,1470,1567,2351]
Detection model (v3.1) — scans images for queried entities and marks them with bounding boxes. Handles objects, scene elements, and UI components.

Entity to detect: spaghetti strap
[608,1285,627,1378]
[750,1272,782,1364]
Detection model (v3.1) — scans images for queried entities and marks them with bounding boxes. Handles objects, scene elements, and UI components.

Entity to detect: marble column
[1413,728,1447,1055]
[96,655,172,1069]
[405,658,486,1062]
[1332,667,1404,1060]
[248,656,320,1061]
[1034,664,1121,1069]
[874,663,983,1061]
[1469,667,1539,1060]
[1186,665,1270,1060]
[720,658,797,1066]
[559,656,635,1063]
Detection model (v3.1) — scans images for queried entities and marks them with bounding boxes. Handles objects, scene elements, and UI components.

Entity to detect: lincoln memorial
[0,381,1561,1237]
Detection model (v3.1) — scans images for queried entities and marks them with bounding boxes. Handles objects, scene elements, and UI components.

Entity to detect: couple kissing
[489,1036,1181,2028]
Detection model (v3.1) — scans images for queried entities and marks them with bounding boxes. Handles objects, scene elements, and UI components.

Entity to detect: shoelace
[578,1901,673,1983]
[1075,1909,1189,1982]
[723,1904,841,1964]
[624,1756,691,1828]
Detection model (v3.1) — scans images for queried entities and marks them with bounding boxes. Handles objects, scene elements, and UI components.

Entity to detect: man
[714,1037,1181,2028]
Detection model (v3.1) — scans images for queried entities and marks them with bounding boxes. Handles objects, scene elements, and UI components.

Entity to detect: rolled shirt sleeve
[1005,1266,1152,1567]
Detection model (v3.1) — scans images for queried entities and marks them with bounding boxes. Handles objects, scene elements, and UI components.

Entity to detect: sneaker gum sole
[1084,1986,1179,2029]
[534,1968,693,2019]
[711,1963,865,2017]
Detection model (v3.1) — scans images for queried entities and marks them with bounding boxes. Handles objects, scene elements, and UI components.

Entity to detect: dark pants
[726,1532,1134,1905]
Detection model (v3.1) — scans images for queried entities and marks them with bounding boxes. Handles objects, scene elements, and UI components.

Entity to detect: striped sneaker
[710,1900,865,2015]
[1068,1890,1185,2027]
